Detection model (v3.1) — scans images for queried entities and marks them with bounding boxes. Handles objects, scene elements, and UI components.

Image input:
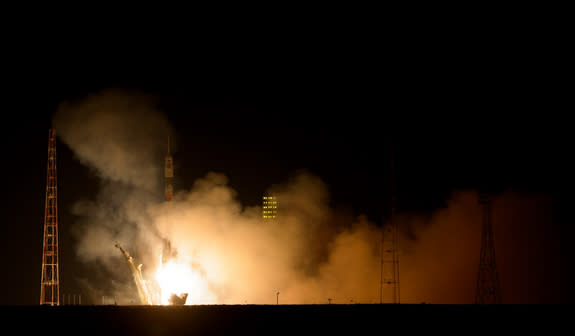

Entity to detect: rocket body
[165,137,174,201]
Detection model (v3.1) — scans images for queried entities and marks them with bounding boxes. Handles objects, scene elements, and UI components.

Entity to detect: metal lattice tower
[475,192,501,304]
[40,128,60,305]
[380,139,400,304]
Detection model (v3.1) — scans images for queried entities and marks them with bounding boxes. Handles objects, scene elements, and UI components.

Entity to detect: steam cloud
[53,89,561,304]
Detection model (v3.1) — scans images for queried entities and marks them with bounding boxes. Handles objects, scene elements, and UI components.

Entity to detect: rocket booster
[165,136,174,200]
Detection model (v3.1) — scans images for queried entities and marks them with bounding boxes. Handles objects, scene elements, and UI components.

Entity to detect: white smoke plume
[53,89,561,304]
[53,88,172,191]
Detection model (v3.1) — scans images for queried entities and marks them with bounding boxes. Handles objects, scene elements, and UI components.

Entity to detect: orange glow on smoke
[155,258,207,305]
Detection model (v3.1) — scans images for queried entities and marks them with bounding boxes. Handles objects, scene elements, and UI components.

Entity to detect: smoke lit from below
[53,89,561,305]
[105,178,559,305]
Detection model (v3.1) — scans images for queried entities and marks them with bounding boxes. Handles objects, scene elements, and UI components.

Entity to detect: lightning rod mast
[475,192,501,304]
[380,136,400,304]
[40,128,60,306]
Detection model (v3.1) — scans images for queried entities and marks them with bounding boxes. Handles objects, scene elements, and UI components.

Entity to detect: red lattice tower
[40,128,60,305]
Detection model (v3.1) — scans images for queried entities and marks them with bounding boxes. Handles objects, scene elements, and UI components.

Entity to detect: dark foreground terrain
[0,304,562,335]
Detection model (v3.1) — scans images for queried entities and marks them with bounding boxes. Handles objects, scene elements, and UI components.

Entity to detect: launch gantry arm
[115,243,153,305]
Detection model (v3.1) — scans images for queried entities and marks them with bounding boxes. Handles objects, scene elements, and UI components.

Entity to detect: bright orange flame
[155,258,211,305]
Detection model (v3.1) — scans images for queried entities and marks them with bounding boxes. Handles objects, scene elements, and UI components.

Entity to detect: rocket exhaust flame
[116,245,193,305]
[155,258,202,305]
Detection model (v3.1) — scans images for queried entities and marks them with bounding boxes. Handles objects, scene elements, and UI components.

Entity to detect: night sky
[1,36,571,305]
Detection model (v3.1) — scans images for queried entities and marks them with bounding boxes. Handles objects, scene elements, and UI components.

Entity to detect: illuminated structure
[165,136,174,201]
[115,244,154,305]
[160,136,188,305]
[262,195,278,220]
[475,192,501,304]
[40,128,60,305]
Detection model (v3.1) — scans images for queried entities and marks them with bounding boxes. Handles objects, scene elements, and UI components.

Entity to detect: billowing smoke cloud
[53,89,172,191]
[53,89,561,304]
[53,89,174,303]
[397,190,560,304]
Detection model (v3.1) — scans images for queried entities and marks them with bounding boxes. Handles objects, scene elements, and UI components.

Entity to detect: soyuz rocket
[165,136,174,201]
[162,136,190,305]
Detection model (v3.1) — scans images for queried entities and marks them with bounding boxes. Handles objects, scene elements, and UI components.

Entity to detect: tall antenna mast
[380,137,400,303]
[40,128,60,305]
[475,192,501,304]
